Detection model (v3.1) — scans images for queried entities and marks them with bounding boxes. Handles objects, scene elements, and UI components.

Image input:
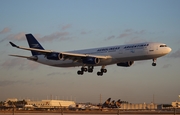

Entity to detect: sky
[0,0,180,104]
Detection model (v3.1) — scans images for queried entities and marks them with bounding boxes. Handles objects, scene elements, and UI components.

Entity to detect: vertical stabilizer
[26,34,44,55]
[102,98,111,108]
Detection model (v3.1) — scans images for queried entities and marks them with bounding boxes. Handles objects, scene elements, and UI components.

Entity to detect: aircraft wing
[9,42,111,61]
[61,52,111,59]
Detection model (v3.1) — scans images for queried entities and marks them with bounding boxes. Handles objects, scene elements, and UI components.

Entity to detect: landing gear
[101,68,107,73]
[152,63,156,66]
[97,66,107,76]
[77,66,87,75]
[77,70,84,75]
[77,66,94,75]
[88,66,94,73]
[97,71,103,76]
[152,58,157,66]
[77,65,107,76]
[81,67,87,72]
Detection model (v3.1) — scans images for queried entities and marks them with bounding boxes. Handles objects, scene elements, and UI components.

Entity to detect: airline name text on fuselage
[97,47,120,52]
[97,43,149,52]
[124,44,149,49]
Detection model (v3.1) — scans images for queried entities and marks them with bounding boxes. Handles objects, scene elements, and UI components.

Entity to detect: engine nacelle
[82,57,100,64]
[46,53,63,60]
[117,61,134,67]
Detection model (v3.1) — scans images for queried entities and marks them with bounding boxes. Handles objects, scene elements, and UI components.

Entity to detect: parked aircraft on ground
[9,34,171,76]
[101,98,111,108]
[99,98,123,108]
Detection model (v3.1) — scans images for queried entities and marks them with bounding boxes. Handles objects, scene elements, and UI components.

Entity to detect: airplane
[102,98,111,108]
[115,99,121,108]
[9,34,172,76]
[110,100,116,108]
[109,99,122,108]
[97,98,111,108]
[98,98,121,108]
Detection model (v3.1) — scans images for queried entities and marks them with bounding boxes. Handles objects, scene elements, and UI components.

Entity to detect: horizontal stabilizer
[9,41,52,54]
[9,54,38,60]
[9,42,19,48]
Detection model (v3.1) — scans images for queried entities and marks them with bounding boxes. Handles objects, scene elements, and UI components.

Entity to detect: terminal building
[26,99,76,108]
[4,98,76,109]
[6,98,18,102]
[172,101,180,108]
[120,103,157,110]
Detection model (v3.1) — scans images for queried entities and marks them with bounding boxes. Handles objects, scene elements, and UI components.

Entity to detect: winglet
[9,42,19,48]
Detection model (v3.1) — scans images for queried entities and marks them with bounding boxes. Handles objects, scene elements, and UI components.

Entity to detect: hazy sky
[0,0,180,104]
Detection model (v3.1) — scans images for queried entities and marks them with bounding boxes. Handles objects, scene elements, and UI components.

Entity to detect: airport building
[6,98,18,102]
[26,99,76,108]
[3,98,75,109]
[171,95,180,108]
[172,101,180,108]
[120,103,157,110]
[2,97,179,110]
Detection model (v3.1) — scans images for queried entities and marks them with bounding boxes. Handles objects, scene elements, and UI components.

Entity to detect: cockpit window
[160,45,167,47]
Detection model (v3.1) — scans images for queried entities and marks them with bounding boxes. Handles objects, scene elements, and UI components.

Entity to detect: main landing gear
[77,66,107,76]
[97,66,107,76]
[77,66,94,75]
[152,58,157,66]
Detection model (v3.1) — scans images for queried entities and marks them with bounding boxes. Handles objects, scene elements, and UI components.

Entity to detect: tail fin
[115,99,121,108]
[102,98,111,108]
[26,34,44,55]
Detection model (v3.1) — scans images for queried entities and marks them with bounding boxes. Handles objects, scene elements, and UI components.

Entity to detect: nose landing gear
[152,58,157,66]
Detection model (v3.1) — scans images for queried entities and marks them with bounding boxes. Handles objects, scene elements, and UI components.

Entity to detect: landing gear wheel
[88,66,94,73]
[152,59,157,66]
[88,69,93,73]
[81,67,87,72]
[97,72,103,76]
[101,69,107,73]
[152,63,156,66]
[77,70,83,75]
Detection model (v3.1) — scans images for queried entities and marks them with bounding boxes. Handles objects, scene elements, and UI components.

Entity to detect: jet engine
[117,61,134,67]
[46,53,63,60]
[82,57,100,64]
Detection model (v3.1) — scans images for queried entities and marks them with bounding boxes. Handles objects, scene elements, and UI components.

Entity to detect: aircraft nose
[167,47,172,54]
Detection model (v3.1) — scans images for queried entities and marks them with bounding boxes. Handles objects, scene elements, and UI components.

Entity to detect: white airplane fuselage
[35,42,171,67]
